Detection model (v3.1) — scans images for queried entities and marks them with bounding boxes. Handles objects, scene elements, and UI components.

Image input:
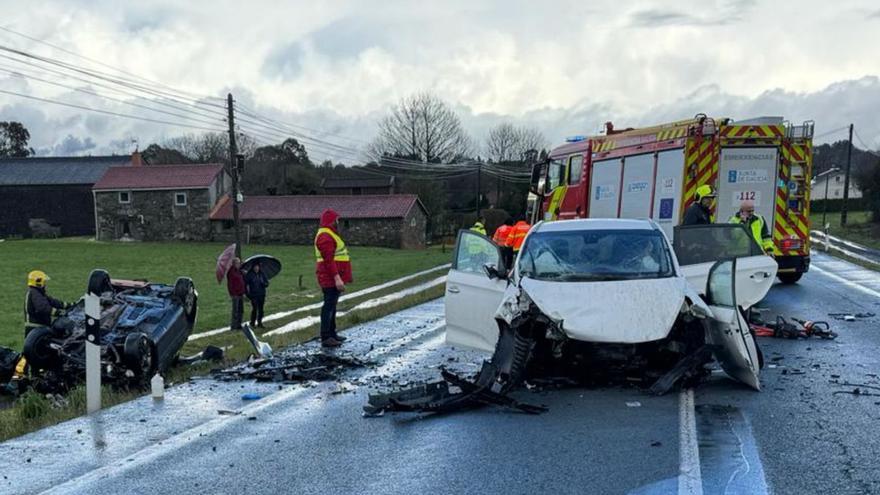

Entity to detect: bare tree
[485,123,546,164]
[163,132,257,164]
[370,92,472,163]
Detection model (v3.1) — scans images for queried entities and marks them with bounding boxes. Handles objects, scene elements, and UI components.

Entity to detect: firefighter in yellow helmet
[729,199,774,254]
[24,270,69,337]
[682,184,716,225]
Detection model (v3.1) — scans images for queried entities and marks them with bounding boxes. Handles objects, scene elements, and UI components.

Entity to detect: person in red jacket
[227,257,246,330]
[315,209,353,348]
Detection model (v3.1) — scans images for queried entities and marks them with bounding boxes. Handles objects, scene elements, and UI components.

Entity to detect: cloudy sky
[0,0,879,161]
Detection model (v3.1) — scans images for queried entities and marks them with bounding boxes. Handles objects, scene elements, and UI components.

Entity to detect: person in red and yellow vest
[506,215,531,254]
[315,209,353,348]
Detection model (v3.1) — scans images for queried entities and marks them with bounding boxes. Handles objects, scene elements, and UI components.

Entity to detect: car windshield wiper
[556,273,623,282]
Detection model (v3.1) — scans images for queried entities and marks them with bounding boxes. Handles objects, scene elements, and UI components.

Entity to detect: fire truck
[527,115,814,284]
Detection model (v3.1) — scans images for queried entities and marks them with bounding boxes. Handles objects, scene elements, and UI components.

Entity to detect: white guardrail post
[84,292,102,413]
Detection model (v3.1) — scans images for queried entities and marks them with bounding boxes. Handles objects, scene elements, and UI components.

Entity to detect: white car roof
[534,218,659,233]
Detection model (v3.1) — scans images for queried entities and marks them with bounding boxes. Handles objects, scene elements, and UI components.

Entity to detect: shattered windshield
[518,228,675,282]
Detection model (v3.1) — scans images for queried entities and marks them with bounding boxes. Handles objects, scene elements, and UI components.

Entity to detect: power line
[0,88,227,132]
[0,24,225,104]
[0,66,226,128]
[853,128,880,158]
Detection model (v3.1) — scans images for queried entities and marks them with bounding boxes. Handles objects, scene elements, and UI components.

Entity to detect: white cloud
[0,0,878,161]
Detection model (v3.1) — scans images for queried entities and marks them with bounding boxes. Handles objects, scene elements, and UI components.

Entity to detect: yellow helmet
[695,184,716,201]
[27,270,49,288]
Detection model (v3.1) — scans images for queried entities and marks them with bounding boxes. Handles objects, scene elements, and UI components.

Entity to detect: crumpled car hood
[518,277,688,343]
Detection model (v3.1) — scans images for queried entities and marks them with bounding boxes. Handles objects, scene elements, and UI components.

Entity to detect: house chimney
[131,151,144,167]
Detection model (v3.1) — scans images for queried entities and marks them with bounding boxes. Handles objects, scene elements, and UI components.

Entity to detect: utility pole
[475,163,482,218]
[841,123,854,227]
[227,93,242,257]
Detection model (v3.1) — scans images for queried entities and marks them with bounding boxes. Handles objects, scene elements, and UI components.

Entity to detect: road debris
[750,316,837,339]
[828,312,875,321]
[214,350,371,383]
[178,345,225,365]
[364,367,547,416]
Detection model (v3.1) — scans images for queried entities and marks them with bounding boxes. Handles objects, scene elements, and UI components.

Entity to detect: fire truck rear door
[717,148,779,229]
[588,158,622,218]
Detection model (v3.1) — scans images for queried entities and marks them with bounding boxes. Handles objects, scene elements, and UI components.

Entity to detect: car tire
[123,333,156,378]
[777,273,802,285]
[23,327,61,370]
[173,277,198,325]
[87,269,112,295]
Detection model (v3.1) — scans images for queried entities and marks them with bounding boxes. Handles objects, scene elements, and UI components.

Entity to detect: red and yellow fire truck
[527,115,814,284]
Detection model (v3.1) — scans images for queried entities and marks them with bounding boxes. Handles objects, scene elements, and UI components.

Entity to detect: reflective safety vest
[507,221,531,252]
[493,225,512,246]
[730,214,774,253]
[314,227,350,262]
[470,222,487,236]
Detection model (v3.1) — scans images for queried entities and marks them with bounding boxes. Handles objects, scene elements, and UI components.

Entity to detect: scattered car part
[241,323,273,358]
[751,316,837,340]
[178,345,225,365]
[214,351,370,383]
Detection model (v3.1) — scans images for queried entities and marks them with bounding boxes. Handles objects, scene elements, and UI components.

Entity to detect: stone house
[0,154,132,237]
[210,194,428,249]
[93,163,227,241]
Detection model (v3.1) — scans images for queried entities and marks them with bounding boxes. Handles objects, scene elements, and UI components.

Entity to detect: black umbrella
[242,254,282,279]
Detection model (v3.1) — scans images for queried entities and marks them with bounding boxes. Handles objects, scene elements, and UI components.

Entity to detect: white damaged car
[444,218,778,394]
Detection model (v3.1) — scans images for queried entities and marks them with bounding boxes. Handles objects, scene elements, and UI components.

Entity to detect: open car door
[674,224,778,309]
[444,230,508,352]
[705,258,761,390]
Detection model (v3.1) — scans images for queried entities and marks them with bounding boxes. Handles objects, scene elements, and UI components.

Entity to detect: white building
[811,169,862,200]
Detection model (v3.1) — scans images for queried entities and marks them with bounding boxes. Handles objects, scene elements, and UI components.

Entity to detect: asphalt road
[3,253,879,495]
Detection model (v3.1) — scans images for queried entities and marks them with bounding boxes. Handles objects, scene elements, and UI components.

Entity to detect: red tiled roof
[93,164,224,190]
[210,194,426,221]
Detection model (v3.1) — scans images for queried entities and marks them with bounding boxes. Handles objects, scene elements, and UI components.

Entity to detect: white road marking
[678,388,703,495]
[810,264,880,300]
[810,235,880,266]
[261,276,446,337]
[41,318,449,494]
[188,264,451,341]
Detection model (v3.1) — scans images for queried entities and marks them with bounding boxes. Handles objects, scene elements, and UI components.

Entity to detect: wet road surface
[2,253,879,495]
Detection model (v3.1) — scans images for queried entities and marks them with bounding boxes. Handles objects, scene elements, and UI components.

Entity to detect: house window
[175,192,187,206]
[835,176,841,183]
[118,191,131,204]
[410,217,417,227]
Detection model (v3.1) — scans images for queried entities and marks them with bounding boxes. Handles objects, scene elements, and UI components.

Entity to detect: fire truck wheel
[777,273,802,285]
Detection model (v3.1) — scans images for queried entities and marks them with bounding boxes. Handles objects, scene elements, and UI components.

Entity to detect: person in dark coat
[227,258,246,330]
[682,184,716,226]
[245,262,270,328]
[24,270,70,336]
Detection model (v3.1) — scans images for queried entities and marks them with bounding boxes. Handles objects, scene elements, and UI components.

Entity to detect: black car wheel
[777,272,803,285]
[123,333,156,378]
[87,269,112,295]
[23,327,62,370]
[173,277,198,325]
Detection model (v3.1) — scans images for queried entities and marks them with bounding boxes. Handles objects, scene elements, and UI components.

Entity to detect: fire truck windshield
[518,229,675,282]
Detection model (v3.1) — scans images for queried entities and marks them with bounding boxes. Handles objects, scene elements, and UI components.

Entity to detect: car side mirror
[483,263,507,280]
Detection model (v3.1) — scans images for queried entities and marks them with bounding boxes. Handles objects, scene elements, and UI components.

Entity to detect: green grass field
[809,210,880,251]
[0,238,450,349]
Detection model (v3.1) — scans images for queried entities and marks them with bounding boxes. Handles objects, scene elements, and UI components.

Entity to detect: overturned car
[444,219,777,395]
[22,270,198,389]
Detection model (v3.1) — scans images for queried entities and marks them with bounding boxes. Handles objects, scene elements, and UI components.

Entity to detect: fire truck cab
[528,115,814,284]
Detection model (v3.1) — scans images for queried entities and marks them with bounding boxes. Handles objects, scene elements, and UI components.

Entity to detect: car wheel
[23,327,62,370]
[777,272,802,284]
[173,277,198,324]
[123,333,156,378]
[87,269,112,295]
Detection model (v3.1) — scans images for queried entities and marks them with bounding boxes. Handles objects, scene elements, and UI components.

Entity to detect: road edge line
[678,388,703,495]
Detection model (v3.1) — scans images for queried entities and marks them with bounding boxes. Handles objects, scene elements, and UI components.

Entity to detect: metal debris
[364,368,547,416]
[214,350,372,383]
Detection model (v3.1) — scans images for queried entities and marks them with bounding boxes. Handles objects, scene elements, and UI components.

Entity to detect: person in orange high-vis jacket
[506,216,531,253]
[493,218,514,268]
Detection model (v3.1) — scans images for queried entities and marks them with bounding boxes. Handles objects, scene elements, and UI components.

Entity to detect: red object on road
[216,243,237,283]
